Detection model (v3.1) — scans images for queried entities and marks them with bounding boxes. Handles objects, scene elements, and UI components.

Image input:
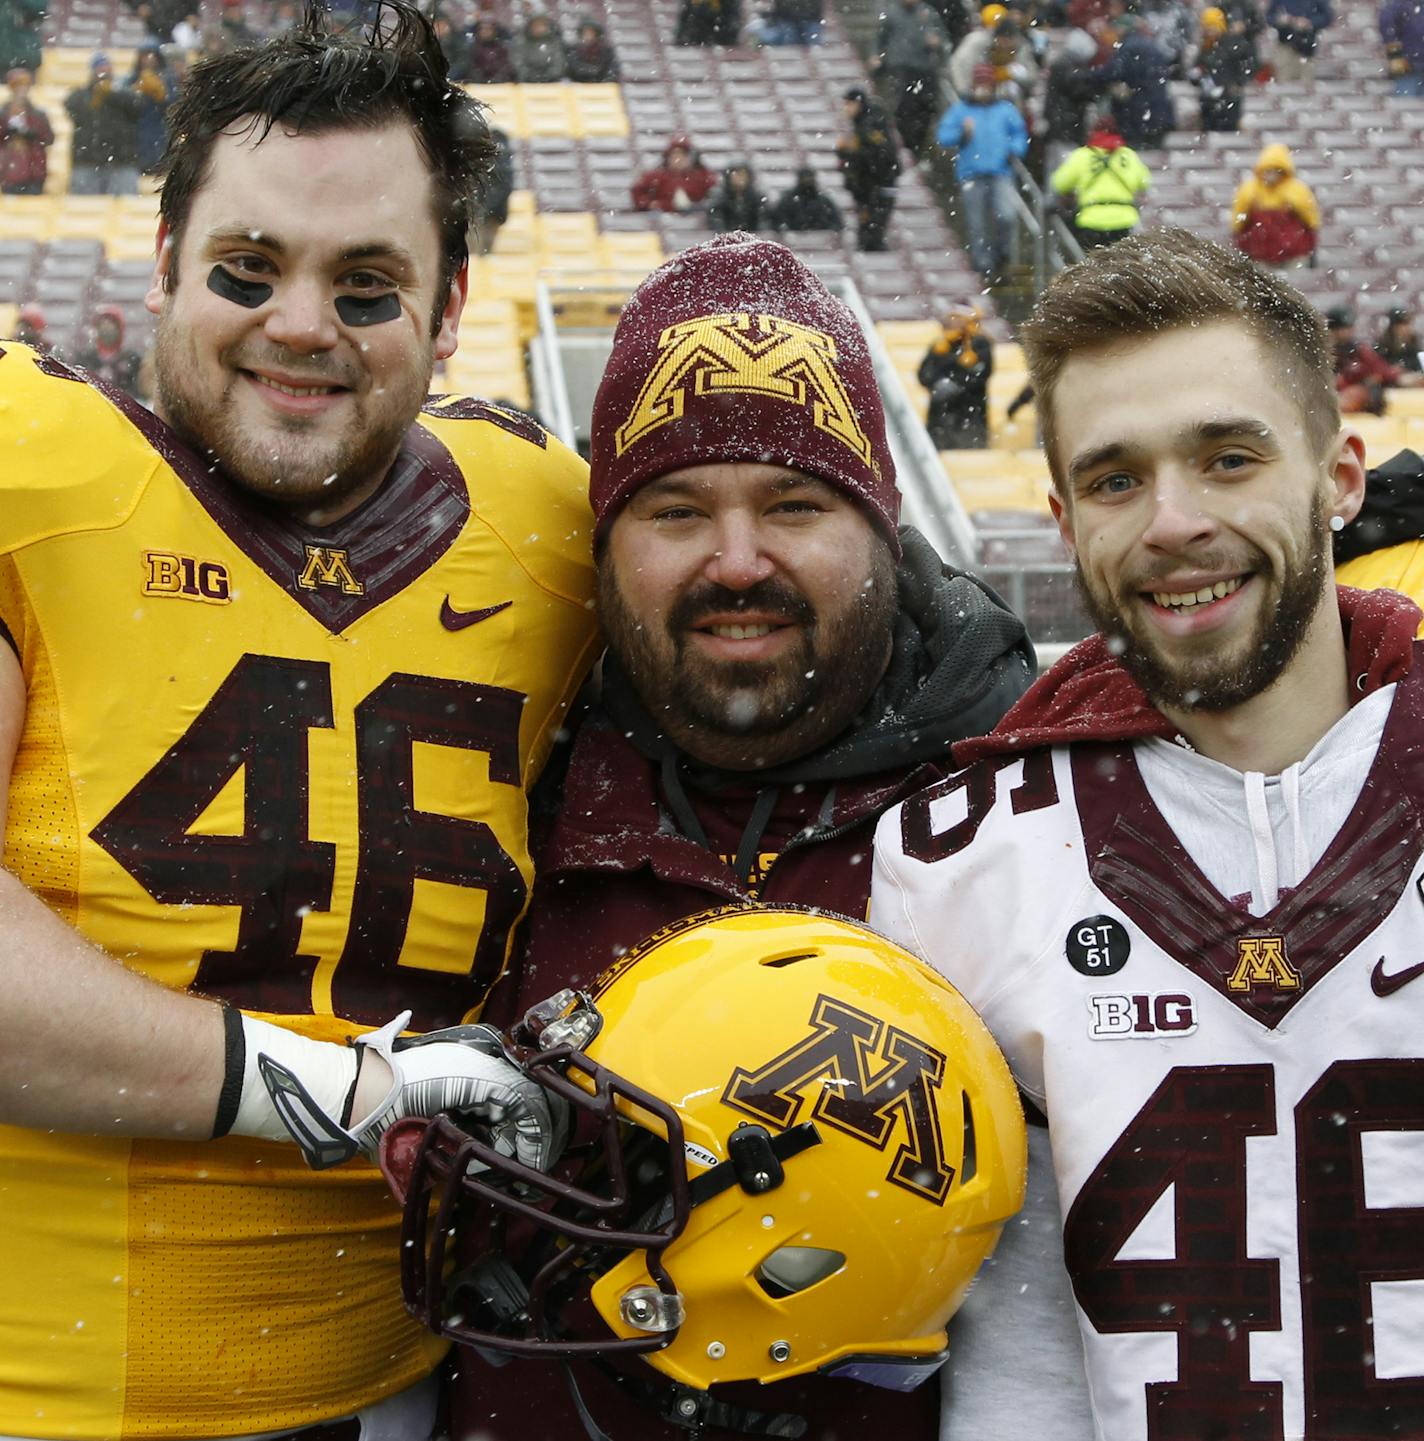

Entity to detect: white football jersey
[872,670,1424,1441]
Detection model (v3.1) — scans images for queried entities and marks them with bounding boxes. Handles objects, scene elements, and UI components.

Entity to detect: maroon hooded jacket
[953,586,1419,766]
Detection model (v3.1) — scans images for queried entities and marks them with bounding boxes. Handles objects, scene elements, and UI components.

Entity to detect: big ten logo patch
[1087,992,1198,1040]
[1227,935,1301,993]
[297,546,363,596]
[722,994,953,1204]
[143,551,231,605]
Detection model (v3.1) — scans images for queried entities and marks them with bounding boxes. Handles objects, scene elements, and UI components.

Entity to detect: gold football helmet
[387,906,1026,1413]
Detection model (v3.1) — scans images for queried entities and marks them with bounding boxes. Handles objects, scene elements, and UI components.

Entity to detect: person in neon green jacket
[1050,119,1151,250]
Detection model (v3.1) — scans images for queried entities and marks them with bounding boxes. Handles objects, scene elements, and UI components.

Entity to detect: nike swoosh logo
[440,597,512,631]
[1371,955,1424,997]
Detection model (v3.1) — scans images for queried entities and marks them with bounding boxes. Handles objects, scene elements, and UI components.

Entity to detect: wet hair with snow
[156,0,492,331]
[1021,227,1339,487]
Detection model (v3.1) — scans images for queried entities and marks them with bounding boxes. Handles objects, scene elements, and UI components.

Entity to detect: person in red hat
[935,64,1027,278]
[458,230,1048,1441]
[13,301,49,353]
[631,133,717,212]
[1049,115,1151,251]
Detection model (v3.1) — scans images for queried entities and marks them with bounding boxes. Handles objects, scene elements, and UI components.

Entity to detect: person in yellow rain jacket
[1231,141,1319,266]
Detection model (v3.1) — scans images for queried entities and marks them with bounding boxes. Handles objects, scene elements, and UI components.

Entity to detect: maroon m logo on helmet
[722,994,954,1204]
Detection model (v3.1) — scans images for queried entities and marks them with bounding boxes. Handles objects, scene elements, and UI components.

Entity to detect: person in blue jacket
[936,64,1028,279]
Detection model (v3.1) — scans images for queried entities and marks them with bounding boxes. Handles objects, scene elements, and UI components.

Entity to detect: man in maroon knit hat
[450,232,1047,1437]
[873,228,1424,1441]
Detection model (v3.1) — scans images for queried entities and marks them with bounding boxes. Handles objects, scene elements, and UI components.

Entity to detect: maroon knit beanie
[589,233,901,554]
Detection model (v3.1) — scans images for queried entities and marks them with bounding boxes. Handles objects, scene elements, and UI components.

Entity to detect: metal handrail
[532,279,577,448]
[831,275,979,570]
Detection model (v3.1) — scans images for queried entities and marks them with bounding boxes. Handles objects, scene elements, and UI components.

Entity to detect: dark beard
[1078,493,1331,713]
[152,321,419,512]
[598,551,898,761]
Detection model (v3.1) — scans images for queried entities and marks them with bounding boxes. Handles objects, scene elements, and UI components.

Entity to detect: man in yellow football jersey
[0,5,596,1438]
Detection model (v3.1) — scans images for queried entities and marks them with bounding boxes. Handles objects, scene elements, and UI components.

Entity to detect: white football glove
[227,1011,568,1172]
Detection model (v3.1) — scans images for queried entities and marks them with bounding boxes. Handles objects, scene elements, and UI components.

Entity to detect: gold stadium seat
[950,473,1053,514]
[537,212,599,251]
[1349,413,1409,460]
[1384,388,1424,421]
[521,88,581,139]
[599,231,663,265]
[571,85,629,137]
[0,303,18,338]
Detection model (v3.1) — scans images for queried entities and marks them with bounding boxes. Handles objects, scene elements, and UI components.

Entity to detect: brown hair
[1021,228,1338,489]
[156,0,492,334]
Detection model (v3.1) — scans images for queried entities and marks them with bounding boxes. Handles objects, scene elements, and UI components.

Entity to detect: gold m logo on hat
[615,312,875,471]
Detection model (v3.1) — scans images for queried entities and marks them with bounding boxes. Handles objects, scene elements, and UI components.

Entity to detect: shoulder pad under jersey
[418,394,595,607]
[0,343,161,556]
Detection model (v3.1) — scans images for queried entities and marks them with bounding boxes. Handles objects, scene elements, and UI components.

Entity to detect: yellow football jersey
[0,345,600,1439]
[1338,541,1424,635]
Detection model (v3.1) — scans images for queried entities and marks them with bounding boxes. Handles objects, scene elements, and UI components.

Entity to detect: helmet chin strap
[561,1359,809,1440]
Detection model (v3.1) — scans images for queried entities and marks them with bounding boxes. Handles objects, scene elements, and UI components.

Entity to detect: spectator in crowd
[951,10,1041,105]
[566,17,618,78]
[1040,28,1101,173]
[13,301,48,352]
[1,65,51,194]
[918,301,994,447]
[434,15,473,80]
[1381,0,1424,94]
[515,11,567,80]
[708,160,768,231]
[128,42,172,174]
[1139,0,1194,72]
[166,10,201,49]
[1089,12,1175,148]
[675,0,741,45]
[1051,115,1149,249]
[871,0,951,155]
[632,133,717,211]
[768,163,844,229]
[1230,141,1318,267]
[0,0,44,77]
[1267,0,1331,78]
[71,305,145,399]
[837,87,901,250]
[65,52,143,195]
[752,0,824,45]
[468,14,516,81]
[936,64,1027,278]
[1329,305,1424,414]
[1376,306,1423,372]
[471,124,514,254]
[1223,0,1267,61]
[1192,5,1254,130]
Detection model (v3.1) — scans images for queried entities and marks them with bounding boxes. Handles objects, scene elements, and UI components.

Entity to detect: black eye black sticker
[207,265,272,308]
[335,293,401,326]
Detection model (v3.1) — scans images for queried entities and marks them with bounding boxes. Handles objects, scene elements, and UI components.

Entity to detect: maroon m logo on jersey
[722,995,954,1203]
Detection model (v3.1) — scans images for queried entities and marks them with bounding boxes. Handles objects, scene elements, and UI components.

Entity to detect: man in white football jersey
[872,226,1424,1441]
